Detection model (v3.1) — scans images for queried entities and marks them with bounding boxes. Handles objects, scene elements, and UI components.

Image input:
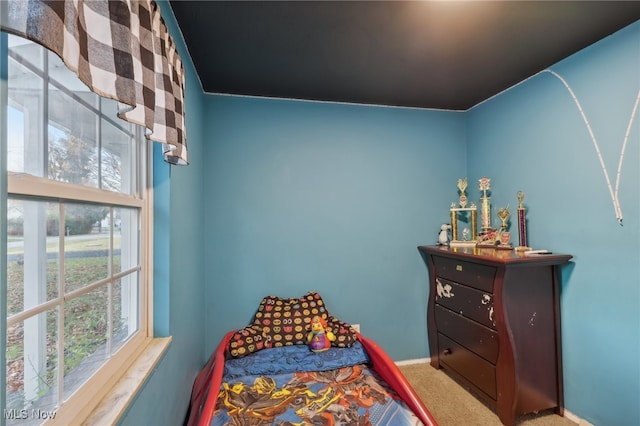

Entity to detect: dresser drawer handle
[456,264,463,271]
[443,348,452,356]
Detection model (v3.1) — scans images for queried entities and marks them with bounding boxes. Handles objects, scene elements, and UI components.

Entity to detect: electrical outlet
[352,324,360,333]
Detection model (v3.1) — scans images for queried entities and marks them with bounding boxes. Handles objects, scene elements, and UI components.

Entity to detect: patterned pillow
[228,292,358,358]
[253,292,330,347]
[228,325,267,358]
[326,317,358,348]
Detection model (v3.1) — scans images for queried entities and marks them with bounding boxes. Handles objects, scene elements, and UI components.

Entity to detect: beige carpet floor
[398,363,579,426]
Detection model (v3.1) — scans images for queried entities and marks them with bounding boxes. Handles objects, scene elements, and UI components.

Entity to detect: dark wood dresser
[417,245,572,426]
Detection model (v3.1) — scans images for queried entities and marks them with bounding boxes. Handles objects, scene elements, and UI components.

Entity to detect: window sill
[83,337,172,425]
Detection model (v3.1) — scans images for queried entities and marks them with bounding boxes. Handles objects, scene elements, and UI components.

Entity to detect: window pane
[6,33,145,194]
[63,204,110,293]
[6,308,59,424]
[48,50,96,107]
[100,99,137,194]
[112,273,139,355]
[63,289,108,401]
[9,34,43,70]
[113,207,139,276]
[7,56,45,176]
[48,85,98,187]
[7,199,60,316]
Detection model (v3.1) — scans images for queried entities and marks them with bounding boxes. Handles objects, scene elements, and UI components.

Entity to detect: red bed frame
[186,331,438,426]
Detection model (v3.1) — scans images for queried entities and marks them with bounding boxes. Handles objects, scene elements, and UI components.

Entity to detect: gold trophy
[449,178,477,247]
[458,178,468,208]
[479,177,491,230]
[496,206,512,249]
[477,177,499,246]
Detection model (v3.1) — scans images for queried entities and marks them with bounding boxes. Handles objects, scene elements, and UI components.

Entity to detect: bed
[186,292,438,426]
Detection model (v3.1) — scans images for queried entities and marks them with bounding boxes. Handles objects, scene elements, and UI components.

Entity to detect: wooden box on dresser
[417,245,573,426]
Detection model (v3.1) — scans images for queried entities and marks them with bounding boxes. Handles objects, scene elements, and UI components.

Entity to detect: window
[4,34,150,423]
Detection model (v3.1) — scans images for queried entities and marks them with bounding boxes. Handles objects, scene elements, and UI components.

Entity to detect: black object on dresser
[417,245,573,426]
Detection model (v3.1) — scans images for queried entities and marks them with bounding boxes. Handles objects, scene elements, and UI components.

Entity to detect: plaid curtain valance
[2,0,188,165]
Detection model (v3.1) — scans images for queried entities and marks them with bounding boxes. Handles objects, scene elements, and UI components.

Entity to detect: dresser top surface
[418,245,573,266]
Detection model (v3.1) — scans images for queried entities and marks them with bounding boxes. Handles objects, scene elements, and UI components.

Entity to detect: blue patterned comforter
[212,343,424,425]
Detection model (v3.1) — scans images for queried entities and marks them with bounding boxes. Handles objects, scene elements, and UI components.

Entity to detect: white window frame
[3,34,154,424]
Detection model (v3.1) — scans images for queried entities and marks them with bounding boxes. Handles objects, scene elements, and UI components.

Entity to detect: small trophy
[457,178,468,208]
[496,206,512,249]
[515,191,531,251]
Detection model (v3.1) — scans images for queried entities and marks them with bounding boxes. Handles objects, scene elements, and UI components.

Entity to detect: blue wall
[467,22,639,425]
[202,96,466,360]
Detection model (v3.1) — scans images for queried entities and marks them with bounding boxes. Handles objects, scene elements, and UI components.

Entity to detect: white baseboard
[563,410,594,426]
[395,357,430,366]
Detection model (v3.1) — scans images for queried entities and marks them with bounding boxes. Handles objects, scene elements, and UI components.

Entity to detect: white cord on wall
[542,69,640,225]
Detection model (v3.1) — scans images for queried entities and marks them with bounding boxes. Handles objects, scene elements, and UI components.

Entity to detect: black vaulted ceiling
[169,1,640,111]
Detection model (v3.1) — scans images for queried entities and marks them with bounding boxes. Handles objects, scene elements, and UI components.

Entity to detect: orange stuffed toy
[307,315,336,352]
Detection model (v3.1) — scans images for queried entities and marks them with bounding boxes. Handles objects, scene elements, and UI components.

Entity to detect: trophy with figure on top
[496,206,512,249]
[448,178,477,247]
[477,177,499,247]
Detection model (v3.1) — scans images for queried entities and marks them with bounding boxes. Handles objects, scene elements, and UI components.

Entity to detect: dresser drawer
[433,255,496,292]
[435,305,498,363]
[435,278,496,329]
[438,333,497,400]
